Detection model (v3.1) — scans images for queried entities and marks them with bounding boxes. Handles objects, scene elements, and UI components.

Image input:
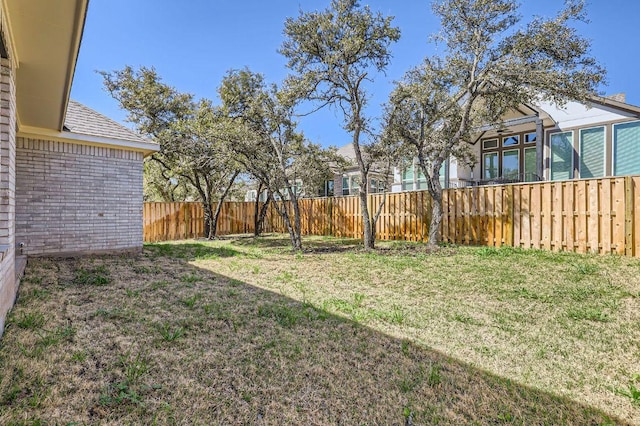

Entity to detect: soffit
[4,0,88,130]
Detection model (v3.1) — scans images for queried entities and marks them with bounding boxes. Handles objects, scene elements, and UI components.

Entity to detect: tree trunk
[278,201,302,251]
[359,191,374,249]
[254,191,272,237]
[209,171,239,239]
[203,200,215,240]
[426,179,443,248]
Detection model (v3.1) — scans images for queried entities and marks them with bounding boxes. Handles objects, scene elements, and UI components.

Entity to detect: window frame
[502,134,520,147]
[549,130,575,181]
[578,125,606,179]
[483,152,499,179]
[502,149,520,179]
[342,176,350,196]
[612,120,640,176]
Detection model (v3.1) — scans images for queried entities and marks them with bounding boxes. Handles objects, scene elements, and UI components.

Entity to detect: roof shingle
[64,100,150,143]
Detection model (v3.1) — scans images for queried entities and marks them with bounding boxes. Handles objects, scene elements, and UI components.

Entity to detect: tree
[143,158,197,202]
[280,0,400,249]
[387,0,605,248]
[101,67,241,239]
[219,69,336,250]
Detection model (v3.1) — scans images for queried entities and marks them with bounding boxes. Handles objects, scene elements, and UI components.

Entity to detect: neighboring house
[244,142,393,200]
[330,143,391,197]
[0,0,159,335]
[393,94,640,190]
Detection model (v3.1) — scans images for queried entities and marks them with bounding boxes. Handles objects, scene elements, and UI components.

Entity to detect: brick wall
[0,56,17,335]
[15,137,144,256]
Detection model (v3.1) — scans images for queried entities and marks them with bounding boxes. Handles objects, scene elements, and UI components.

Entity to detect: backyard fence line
[143,175,640,258]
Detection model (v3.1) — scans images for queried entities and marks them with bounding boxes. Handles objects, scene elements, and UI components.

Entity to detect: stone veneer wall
[0,56,17,335]
[15,137,144,256]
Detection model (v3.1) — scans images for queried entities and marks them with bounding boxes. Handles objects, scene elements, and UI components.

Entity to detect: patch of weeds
[14,312,46,329]
[615,374,640,405]
[399,364,426,393]
[353,292,365,307]
[567,307,610,322]
[119,350,151,384]
[149,280,170,290]
[99,381,144,407]
[379,305,407,325]
[156,322,185,342]
[193,245,239,260]
[92,307,136,322]
[73,265,110,286]
[257,303,300,328]
[181,293,201,309]
[452,313,479,325]
[125,288,140,298]
[276,271,294,283]
[37,324,76,347]
[71,350,87,362]
[572,262,599,276]
[180,274,201,284]
[401,340,410,357]
[229,279,243,287]
[426,363,442,387]
[19,288,50,302]
[476,246,519,257]
[1,385,22,406]
[132,265,151,274]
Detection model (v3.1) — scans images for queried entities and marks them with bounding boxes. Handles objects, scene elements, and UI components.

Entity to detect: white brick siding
[15,137,144,256]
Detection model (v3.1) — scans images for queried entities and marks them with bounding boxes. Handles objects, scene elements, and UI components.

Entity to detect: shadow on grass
[0,242,632,425]
[144,242,246,261]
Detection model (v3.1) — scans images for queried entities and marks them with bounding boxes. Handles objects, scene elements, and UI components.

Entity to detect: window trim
[612,119,640,176]
[578,125,606,179]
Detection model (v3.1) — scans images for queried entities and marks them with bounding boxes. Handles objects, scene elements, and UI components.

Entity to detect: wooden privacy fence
[143,175,640,257]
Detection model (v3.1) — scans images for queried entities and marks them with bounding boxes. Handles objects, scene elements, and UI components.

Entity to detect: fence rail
[143,175,640,257]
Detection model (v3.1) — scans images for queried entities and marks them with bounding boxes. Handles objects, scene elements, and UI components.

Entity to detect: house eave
[17,126,160,157]
[4,0,89,131]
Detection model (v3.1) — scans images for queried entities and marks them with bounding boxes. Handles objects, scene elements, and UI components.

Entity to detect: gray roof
[64,100,149,143]
[336,143,356,161]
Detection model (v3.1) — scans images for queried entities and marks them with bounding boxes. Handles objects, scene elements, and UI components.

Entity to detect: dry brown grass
[0,234,638,425]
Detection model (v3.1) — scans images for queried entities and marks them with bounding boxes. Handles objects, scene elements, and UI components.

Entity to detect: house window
[550,131,574,181]
[579,126,605,178]
[342,176,350,195]
[352,177,360,194]
[370,178,384,193]
[321,180,334,197]
[483,139,498,149]
[613,121,640,176]
[525,132,537,144]
[502,150,519,179]
[524,147,537,182]
[483,152,499,179]
[416,167,429,190]
[502,135,520,147]
[401,166,414,191]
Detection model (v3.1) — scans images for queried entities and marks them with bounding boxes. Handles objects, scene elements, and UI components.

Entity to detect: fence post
[505,185,515,247]
[625,176,634,257]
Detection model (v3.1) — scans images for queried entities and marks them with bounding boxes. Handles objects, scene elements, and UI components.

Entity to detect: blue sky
[71,1,640,148]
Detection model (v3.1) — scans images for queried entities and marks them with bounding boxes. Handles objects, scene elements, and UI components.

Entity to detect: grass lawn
[1,234,639,425]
